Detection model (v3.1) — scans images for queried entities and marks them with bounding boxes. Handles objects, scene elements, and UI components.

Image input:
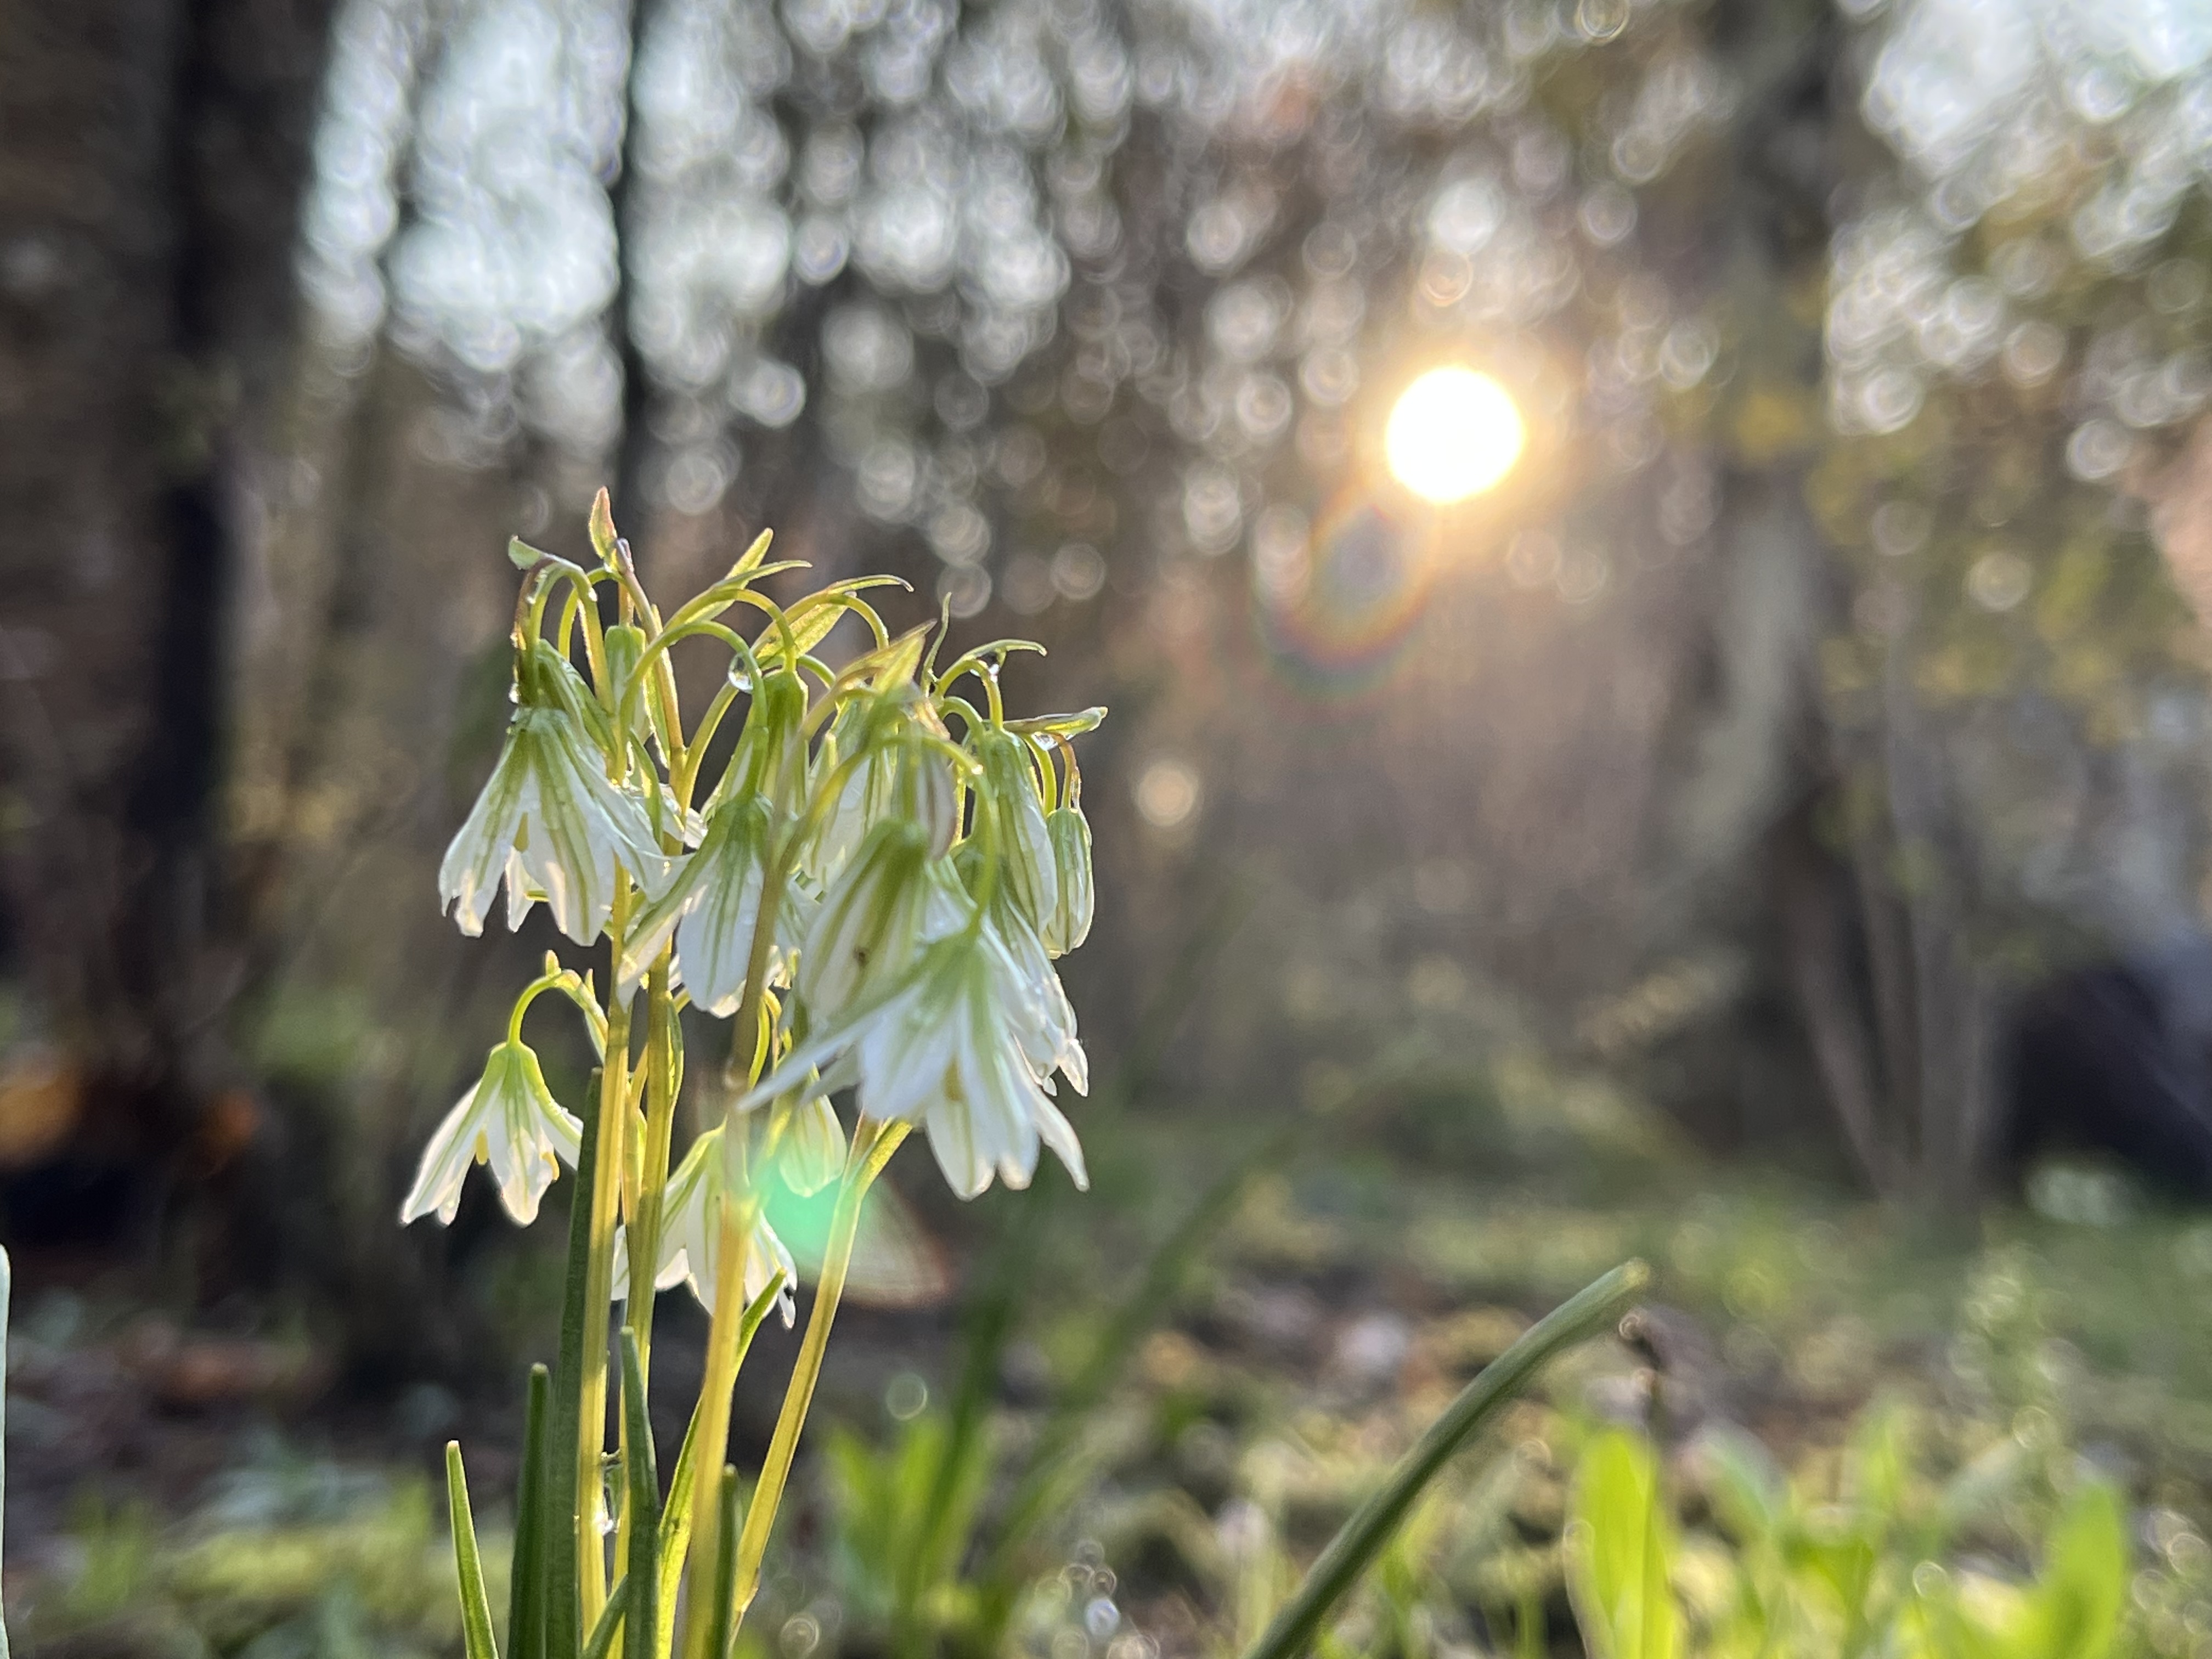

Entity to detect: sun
[1385,367,1526,504]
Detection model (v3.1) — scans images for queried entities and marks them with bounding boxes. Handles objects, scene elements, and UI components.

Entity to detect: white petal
[775,1093,847,1197]
[616,851,711,1003]
[480,1048,579,1224]
[438,734,534,936]
[399,1085,488,1225]
[1032,1090,1088,1189]
[677,850,766,1017]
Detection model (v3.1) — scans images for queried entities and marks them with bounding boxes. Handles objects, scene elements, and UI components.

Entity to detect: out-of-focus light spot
[1051,543,1106,601]
[936,563,991,619]
[1575,0,1630,43]
[884,1372,929,1420]
[1385,368,1525,503]
[1506,527,1561,588]
[1872,499,1932,557]
[1136,759,1200,830]
[1968,549,2032,612]
[2067,417,2135,481]
[1250,504,1310,601]
[1002,553,1054,615]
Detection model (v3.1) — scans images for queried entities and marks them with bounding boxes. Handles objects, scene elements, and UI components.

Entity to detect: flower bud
[977,732,1054,932]
[1041,806,1094,956]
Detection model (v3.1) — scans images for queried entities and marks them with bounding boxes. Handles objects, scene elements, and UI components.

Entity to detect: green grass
[22,1138,2212,1658]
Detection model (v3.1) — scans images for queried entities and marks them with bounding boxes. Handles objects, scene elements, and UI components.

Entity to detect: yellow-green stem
[629,955,682,1358]
[678,1195,764,1659]
[614,951,680,1583]
[729,1118,910,1626]
[579,903,636,1630]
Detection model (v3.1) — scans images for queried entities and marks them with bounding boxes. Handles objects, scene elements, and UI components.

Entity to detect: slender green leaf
[1240,1261,1649,1659]
[730,528,774,576]
[548,1070,607,1659]
[1003,707,1109,738]
[620,1333,661,1659]
[708,1468,741,1659]
[2020,1483,2128,1659]
[509,1365,552,1659]
[447,1443,503,1659]
[582,1577,629,1659]
[1565,1429,1680,1659]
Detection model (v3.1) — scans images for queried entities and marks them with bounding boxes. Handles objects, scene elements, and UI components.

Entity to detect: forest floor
[10,1120,2212,1659]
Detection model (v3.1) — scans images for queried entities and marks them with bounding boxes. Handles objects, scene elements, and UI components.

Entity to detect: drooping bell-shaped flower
[988,901,1089,1097]
[400,1040,582,1226]
[747,919,1088,1200]
[613,1124,796,1322]
[1040,806,1094,957]
[766,1087,847,1197]
[438,654,669,945]
[973,731,1056,935]
[798,819,964,1022]
[809,715,959,886]
[617,795,809,1013]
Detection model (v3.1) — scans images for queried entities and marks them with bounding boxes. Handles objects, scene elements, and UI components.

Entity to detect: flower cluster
[403,499,1107,1659]
[404,496,1102,1314]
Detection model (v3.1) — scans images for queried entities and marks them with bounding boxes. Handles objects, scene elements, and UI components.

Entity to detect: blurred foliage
[1567,1421,2132,1659]
[22,1478,482,1659]
[32,1143,2212,1657]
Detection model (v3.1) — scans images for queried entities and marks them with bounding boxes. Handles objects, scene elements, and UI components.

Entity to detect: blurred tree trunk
[0,0,335,1190]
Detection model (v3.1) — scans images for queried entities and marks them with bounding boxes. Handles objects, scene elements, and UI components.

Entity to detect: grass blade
[708,1467,741,1659]
[1238,1261,1650,1659]
[447,1442,503,1659]
[510,1365,552,1659]
[583,1577,629,1659]
[550,1073,607,1659]
[620,1333,661,1659]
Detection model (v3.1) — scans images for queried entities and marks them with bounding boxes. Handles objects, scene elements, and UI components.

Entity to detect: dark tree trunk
[0,0,336,1229]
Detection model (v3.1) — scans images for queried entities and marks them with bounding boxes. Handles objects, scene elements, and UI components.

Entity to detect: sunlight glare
[1385,368,1526,503]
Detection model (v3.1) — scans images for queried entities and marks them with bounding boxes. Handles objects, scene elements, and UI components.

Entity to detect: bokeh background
[13,0,2212,1653]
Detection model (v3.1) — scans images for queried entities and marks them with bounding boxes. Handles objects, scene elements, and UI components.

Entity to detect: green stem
[728,1119,911,1628]
[579,912,636,1632]
[614,955,680,1598]
[658,1274,784,1657]
[623,956,681,1388]
[1237,1261,1650,1659]
[679,1196,772,1659]
[548,1064,610,1659]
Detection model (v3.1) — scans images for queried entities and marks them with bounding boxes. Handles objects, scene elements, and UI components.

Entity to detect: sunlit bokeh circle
[1385,368,1526,503]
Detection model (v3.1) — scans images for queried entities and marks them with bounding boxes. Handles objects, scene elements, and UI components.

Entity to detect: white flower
[612,1125,796,1322]
[989,904,1089,1096]
[975,732,1057,934]
[768,1089,846,1197]
[438,704,668,945]
[809,726,958,885]
[400,1041,582,1226]
[749,921,1088,1200]
[616,797,809,1013]
[797,821,963,1022]
[1040,806,1094,957]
